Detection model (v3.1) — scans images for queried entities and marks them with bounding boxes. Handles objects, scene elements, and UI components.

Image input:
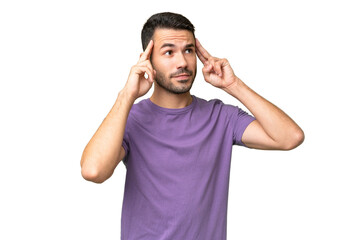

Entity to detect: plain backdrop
[1,0,359,239]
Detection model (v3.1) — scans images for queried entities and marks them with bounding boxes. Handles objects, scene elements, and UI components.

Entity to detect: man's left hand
[196,39,238,91]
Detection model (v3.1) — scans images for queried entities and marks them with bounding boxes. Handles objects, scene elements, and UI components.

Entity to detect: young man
[81,12,304,240]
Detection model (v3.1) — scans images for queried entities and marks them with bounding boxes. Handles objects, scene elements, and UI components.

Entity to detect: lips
[172,74,190,81]
[173,74,190,78]
[173,75,190,82]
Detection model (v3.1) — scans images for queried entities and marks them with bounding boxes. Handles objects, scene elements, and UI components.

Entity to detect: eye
[185,49,193,54]
[165,50,172,55]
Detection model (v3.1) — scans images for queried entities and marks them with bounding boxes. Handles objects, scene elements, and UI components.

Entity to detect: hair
[141,12,195,51]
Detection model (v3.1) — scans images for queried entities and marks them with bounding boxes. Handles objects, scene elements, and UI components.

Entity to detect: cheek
[153,57,173,70]
[188,56,197,69]
[152,60,173,78]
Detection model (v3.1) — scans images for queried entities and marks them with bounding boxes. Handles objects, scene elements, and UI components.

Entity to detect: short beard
[154,67,196,95]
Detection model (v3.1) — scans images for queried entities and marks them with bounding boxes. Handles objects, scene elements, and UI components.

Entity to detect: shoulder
[195,96,224,108]
[194,96,238,115]
[192,96,246,127]
[127,98,152,124]
[130,98,147,112]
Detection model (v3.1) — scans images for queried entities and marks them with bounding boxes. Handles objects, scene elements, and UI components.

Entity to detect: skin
[195,39,305,150]
[149,29,197,108]
[151,29,197,94]
[80,28,305,183]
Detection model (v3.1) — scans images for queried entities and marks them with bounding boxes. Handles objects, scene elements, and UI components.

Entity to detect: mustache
[170,68,193,78]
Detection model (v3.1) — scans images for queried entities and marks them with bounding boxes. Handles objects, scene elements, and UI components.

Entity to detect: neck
[150,87,193,109]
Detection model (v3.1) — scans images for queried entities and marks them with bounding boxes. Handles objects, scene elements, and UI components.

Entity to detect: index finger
[139,40,154,62]
[196,38,212,63]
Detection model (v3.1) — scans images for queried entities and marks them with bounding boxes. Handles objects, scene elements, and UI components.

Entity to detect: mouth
[172,74,190,80]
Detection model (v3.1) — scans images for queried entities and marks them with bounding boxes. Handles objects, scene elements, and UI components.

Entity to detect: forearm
[195,39,304,149]
[80,90,134,183]
[225,77,304,149]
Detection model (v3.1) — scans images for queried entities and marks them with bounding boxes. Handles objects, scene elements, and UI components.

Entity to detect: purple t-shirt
[121,95,255,240]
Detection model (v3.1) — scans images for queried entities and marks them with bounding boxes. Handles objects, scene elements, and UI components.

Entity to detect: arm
[195,39,304,150]
[80,40,155,183]
[224,79,304,150]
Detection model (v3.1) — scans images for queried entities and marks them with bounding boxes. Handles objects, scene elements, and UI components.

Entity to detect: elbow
[282,128,305,150]
[80,156,108,184]
[81,166,106,184]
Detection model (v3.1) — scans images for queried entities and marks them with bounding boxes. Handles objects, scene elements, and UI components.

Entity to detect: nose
[176,52,188,69]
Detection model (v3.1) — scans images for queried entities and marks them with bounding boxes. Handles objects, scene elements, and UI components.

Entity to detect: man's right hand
[81,40,156,184]
[123,40,156,101]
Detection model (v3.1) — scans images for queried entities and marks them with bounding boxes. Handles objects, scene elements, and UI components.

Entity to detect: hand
[124,40,156,101]
[196,39,237,91]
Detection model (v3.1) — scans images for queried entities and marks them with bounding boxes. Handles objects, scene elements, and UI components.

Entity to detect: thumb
[202,63,213,82]
[202,62,214,77]
[203,62,212,73]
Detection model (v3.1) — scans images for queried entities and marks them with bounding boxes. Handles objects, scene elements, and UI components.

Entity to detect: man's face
[151,28,197,94]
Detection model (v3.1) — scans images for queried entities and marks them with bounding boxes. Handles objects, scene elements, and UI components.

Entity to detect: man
[81,12,304,240]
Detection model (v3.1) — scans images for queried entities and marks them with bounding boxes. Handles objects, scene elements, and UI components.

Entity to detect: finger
[196,47,207,65]
[207,58,218,74]
[202,62,213,75]
[214,60,223,77]
[143,66,155,83]
[138,40,154,62]
[134,65,155,83]
[137,59,155,76]
[196,38,212,61]
[137,59,154,69]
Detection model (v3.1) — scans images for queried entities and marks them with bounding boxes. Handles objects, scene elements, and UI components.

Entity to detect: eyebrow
[160,43,175,49]
[160,43,195,49]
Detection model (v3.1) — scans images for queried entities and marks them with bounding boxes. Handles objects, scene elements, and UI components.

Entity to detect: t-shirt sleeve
[122,126,130,166]
[228,105,255,146]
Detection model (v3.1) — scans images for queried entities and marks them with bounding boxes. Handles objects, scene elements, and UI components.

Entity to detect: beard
[153,67,197,95]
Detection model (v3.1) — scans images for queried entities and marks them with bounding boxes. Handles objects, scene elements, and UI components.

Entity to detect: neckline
[146,95,197,114]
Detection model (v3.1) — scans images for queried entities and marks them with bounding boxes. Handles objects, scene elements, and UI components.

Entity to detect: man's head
[141,12,195,51]
[141,12,197,95]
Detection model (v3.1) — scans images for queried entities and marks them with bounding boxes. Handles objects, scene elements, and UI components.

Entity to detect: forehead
[153,28,194,47]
